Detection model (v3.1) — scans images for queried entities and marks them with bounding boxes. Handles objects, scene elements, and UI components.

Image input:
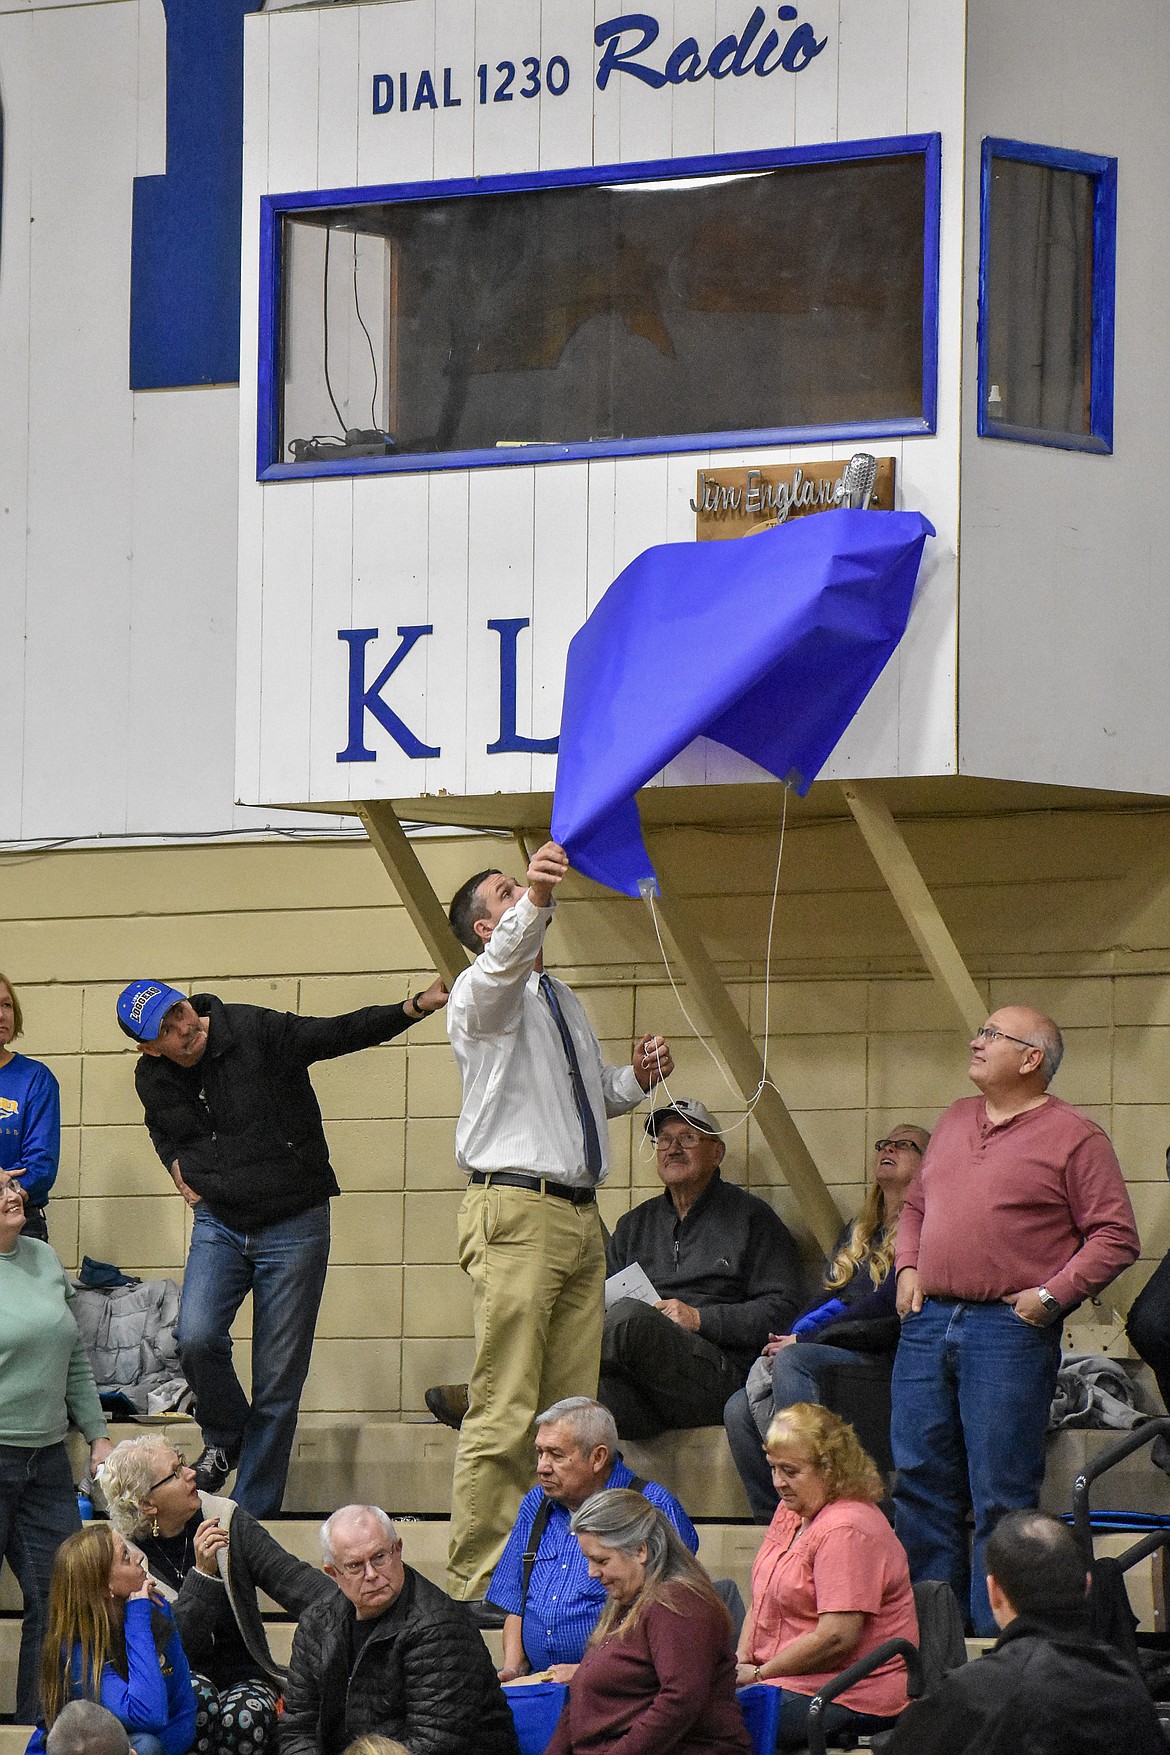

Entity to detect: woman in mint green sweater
[0,1170,110,1723]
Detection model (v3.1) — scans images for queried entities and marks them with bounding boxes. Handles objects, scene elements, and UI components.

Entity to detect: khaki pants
[446,1181,606,1599]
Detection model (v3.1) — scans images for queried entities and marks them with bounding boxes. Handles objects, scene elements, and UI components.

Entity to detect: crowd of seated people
[8,841,1166,1753]
[32,1417,1162,1755]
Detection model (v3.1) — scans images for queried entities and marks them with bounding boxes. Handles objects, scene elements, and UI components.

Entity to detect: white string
[640,784,790,1147]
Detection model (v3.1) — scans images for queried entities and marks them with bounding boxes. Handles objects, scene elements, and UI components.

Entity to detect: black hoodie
[134,993,414,1229]
[883,1610,1165,1755]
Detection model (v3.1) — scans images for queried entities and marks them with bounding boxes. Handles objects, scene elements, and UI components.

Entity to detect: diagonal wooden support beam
[357,801,470,988]
[651,887,842,1252]
[841,780,985,1034]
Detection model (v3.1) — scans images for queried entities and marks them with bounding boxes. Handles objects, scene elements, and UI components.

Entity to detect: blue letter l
[486,619,559,754]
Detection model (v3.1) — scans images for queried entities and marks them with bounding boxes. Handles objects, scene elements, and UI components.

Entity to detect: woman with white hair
[545,1489,748,1755]
[98,1436,333,1754]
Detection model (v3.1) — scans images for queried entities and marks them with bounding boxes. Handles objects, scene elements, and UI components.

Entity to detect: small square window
[978,138,1116,452]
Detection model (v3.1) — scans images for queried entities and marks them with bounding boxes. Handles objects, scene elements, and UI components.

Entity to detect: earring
[150,1517,160,1538]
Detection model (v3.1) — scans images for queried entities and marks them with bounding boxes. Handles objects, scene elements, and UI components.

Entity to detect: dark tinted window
[277,152,931,466]
[983,156,1095,436]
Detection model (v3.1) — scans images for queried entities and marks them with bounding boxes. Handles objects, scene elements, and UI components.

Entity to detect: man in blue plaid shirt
[487,1397,697,1680]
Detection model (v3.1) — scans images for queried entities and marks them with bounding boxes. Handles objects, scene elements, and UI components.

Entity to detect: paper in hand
[604,1261,658,1311]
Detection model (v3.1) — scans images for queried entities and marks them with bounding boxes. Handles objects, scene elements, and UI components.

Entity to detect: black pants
[21,1206,48,1243]
[0,1441,81,1721]
[1127,1249,1170,1408]
[597,1297,743,1439]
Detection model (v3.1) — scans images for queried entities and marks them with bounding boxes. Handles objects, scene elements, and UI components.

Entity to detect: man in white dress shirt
[441,840,673,1603]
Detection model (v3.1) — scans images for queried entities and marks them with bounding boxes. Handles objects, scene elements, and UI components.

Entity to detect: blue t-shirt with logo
[0,1053,61,1206]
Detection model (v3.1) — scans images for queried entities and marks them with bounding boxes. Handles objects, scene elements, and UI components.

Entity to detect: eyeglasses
[874,1138,924,1155]
[973,1026,1039,1051]
[335,1546,400,1578]
[148,1460,188,1492]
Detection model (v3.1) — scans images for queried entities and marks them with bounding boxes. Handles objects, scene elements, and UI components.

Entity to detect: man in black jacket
[884,1510,1165,1755]
[600,1098,802,1438]
[282,1504,519,1755]
[117,977,446,1517]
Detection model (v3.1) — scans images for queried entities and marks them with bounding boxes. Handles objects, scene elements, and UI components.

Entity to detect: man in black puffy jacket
[118,977,447,1517]
[282,1505,519,1755]
[884,1510,1165,1755]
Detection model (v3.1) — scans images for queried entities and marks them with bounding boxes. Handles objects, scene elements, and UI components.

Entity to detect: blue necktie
[539,972,603,1179]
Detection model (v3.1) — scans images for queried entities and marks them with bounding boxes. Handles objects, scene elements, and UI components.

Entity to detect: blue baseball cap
[116,980,188,1043]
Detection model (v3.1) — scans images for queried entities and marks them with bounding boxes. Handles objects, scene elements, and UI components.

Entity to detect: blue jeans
[891,1298,1060,1634]
[724,1343,889,1522]
[0,1440,81,1722]
[178,1202,330,1518]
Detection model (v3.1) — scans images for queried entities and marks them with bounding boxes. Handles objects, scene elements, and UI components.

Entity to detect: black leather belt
[468,1171,596,1206]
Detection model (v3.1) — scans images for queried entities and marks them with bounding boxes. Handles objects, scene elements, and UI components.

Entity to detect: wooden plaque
[694,458,897,540]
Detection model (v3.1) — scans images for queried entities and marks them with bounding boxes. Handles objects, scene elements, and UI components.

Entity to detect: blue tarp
[550,509,935,897]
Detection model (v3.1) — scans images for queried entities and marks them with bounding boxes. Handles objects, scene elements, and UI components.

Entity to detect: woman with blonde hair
[38,1524,196,1755]
[724,1127,929,1520]
[545,1489,748,1755]
[736,1405,917,1750]
[97,1435,332,1755]
[0,971,60,1243]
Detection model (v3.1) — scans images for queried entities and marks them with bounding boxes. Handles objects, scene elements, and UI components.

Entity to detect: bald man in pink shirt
[891,1005,1139,1635]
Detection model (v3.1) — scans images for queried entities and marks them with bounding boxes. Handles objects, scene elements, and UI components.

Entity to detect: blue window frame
[978,137,1117,453]
[257,135,941,482]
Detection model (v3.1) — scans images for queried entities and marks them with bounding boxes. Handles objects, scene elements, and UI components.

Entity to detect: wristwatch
[1036,1286,1061,1318]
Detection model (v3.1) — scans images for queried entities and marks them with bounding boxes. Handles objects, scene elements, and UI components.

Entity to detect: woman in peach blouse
[735,1404,917,1750]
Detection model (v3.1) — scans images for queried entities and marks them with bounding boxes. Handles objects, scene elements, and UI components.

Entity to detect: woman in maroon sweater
[545,1489,749,1755]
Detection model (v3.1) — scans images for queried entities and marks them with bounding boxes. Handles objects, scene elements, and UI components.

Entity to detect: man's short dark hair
[449,869,501,952]
[47,1702,131,1755]
[985,1510,1088,1617]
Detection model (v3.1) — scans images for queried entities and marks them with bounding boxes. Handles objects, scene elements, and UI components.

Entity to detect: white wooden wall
[238,0,966,812]
[959,0,1170,797]
[0,0,343,844]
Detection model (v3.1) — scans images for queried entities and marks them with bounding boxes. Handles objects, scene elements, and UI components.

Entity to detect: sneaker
[192,1444,236,1493]
[425,1383,470,1431]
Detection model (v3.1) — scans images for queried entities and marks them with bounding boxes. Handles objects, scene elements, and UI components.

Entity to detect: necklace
[141,1525,197,1590]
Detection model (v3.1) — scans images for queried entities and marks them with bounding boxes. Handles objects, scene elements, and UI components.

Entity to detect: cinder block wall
[4,797,1170,1418]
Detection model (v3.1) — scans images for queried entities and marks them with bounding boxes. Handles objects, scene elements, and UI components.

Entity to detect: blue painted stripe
[131,0,264,390]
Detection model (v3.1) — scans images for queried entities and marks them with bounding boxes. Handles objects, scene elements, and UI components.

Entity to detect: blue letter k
[336,627,441,762]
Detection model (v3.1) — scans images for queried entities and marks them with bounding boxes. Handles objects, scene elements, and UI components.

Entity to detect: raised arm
[96,1602,178,1742]
[450,844,568,1037]
[258,994,442,1068]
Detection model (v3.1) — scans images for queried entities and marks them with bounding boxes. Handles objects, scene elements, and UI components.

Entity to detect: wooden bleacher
[0,1409,1167,1753]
